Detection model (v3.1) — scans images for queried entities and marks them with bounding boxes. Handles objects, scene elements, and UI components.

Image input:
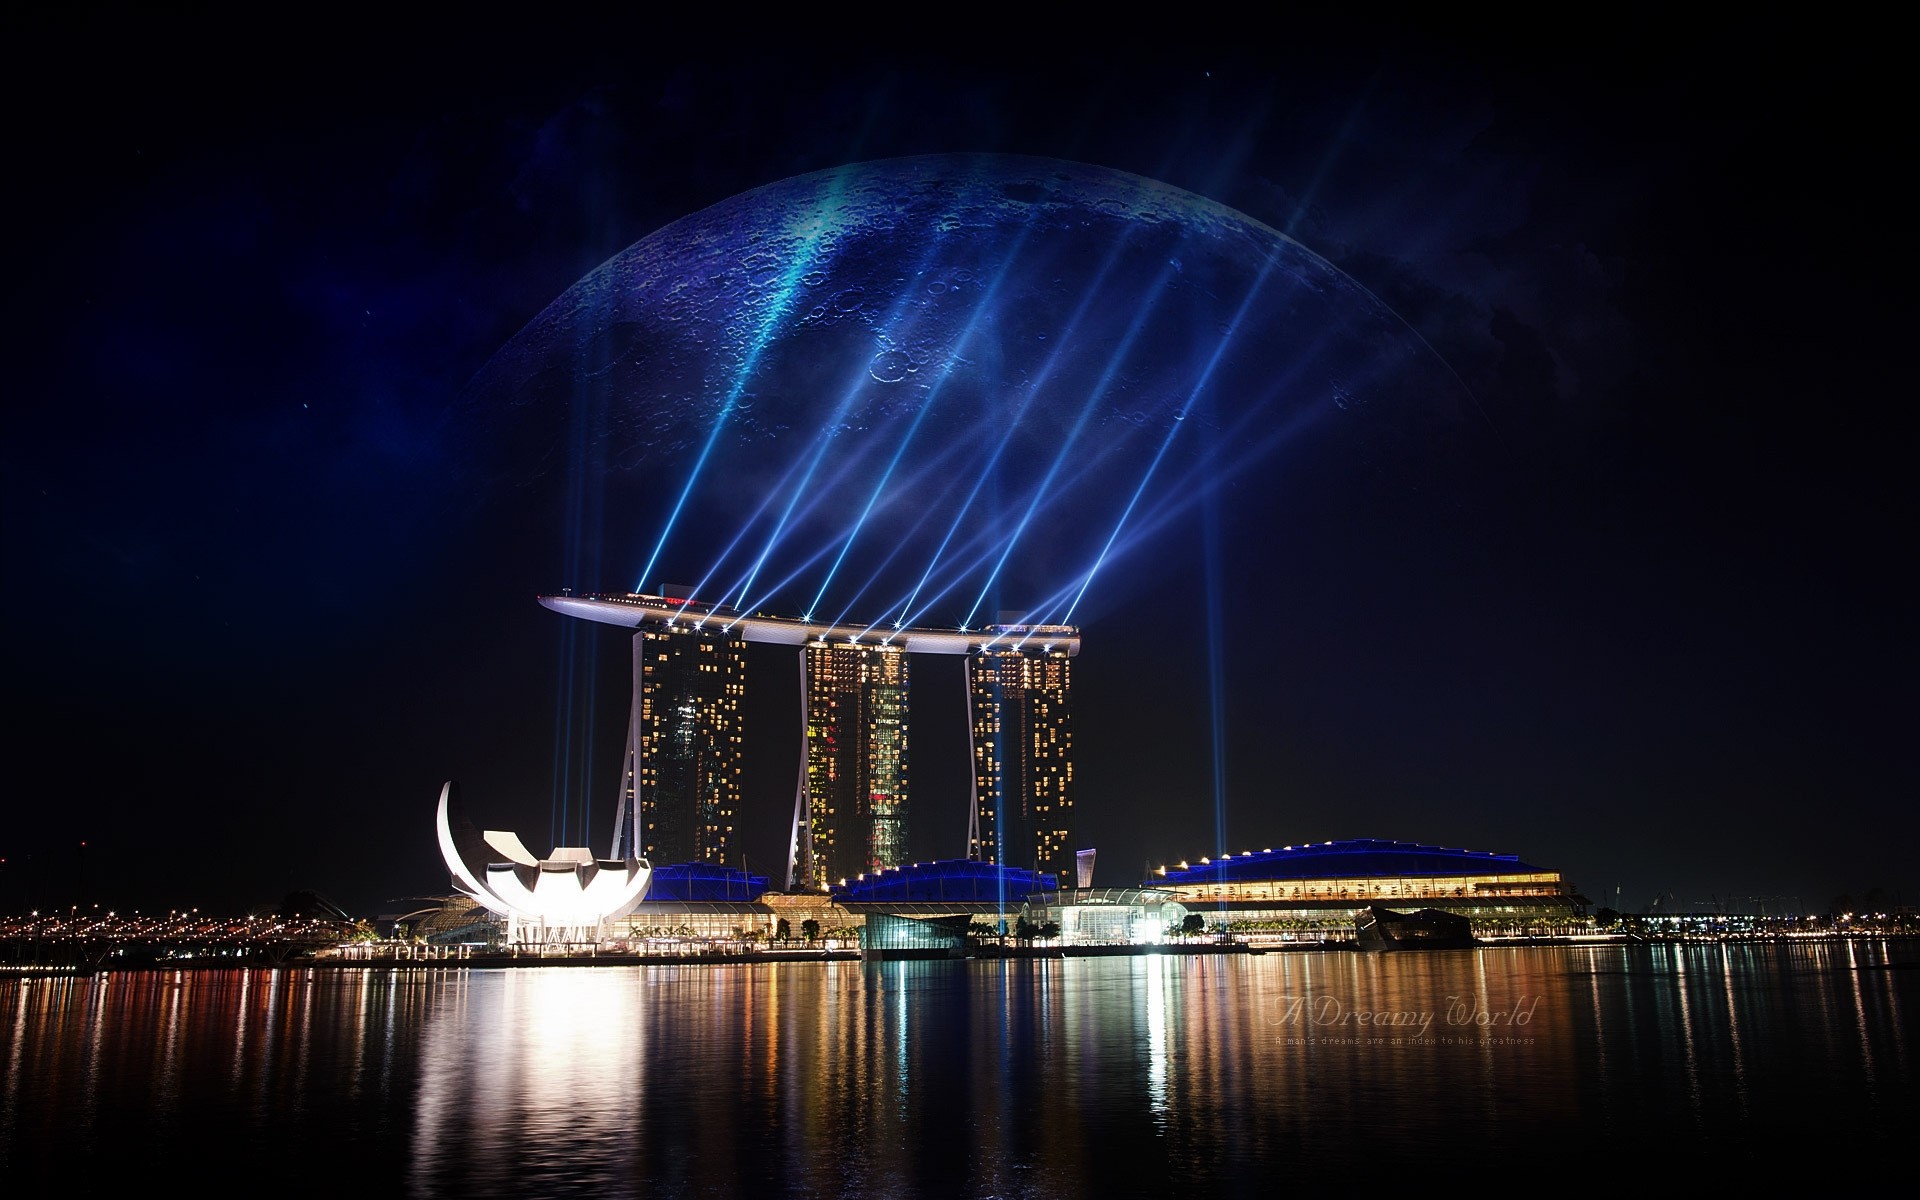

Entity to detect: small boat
[1354,905,1477,951]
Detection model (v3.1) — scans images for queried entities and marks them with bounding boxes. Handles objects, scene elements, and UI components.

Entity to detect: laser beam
[637,174,851,592]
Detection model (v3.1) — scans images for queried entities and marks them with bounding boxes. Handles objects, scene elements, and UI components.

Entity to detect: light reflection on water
[1,942,1912,1195]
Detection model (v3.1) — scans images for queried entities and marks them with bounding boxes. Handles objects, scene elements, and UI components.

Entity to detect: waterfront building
[540,592,1082,891]
[618,862,772,943]
[1146,839,1588,936]
[969,623,1076,884]
[386,895,498,945]
[859,913,972,959]
[610,887,858,949]
[643,862,771,903]
[608,589,745,865]
[831,858,1055,935]
[1027,887,1190,945]
[799,641,909,889]
[831,858,1057,906]
[827,863,1187,948]
[434,781,652,945]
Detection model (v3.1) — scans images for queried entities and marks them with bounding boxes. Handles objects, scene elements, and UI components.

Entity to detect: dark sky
[4,13,1910,919]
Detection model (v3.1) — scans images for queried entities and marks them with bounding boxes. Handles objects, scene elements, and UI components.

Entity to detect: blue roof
[1150,839,1538,886]
[831,859,1059,904]
[645,863,770,902]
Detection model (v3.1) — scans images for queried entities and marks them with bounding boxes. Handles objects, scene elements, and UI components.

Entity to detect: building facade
[969,625,1076,884]
[1146,839,1587,936]
[799,642,909,888]
[610,610,745,865]
[540,592,1082,892]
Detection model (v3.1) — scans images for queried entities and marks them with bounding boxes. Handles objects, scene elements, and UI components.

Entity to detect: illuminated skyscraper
[796,641,909,889]
[968,623,1075,883]
[609,597,745,865]
[539,591,1080,890]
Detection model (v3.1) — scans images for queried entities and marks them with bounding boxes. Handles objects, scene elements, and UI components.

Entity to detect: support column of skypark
[637,180,847,595]
[786,647,812,890]
[697,230,963,613]
[963,659,980,860]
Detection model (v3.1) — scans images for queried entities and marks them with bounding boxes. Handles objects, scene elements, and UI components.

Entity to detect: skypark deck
[538,592,1080,656]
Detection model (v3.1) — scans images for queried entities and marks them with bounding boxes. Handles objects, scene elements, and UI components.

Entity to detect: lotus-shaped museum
[435,781,652,941]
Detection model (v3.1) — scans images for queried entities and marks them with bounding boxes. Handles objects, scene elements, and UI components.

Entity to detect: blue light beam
[636,176,851,592]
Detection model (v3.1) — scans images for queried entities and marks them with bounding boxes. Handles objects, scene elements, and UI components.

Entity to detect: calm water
[3,941,1913,1196]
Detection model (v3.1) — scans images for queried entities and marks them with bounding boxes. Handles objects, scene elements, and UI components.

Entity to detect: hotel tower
[967,621,1076,883]
[797,641,909,889]
[608,589,745,865]
[540,592,1078,889]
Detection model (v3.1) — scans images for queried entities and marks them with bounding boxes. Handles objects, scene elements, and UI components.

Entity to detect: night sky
[4,14,1910,920]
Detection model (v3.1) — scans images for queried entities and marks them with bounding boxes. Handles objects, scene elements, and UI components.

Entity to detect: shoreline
[3,940,1286,977]
[6,932,1916,978]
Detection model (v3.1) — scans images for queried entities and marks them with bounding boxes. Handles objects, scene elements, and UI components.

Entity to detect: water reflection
[0,942,1912,1194]
[1145,953,1167,1120]
[410,970,635,1190]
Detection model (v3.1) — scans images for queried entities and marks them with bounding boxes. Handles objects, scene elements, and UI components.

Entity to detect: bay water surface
[4,940,1912,1196]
